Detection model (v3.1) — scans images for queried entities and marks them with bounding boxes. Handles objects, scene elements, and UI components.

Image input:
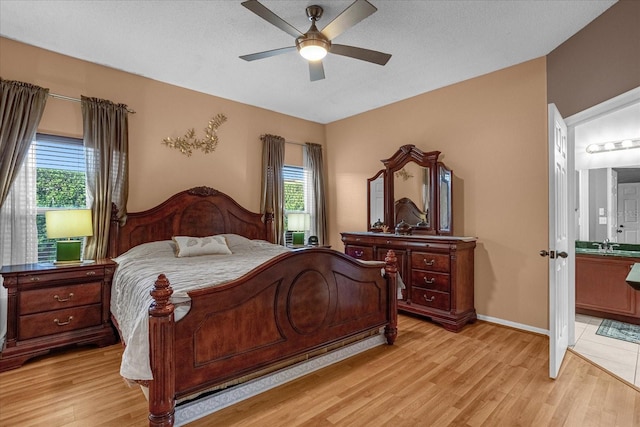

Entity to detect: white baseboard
[477,314,549,336]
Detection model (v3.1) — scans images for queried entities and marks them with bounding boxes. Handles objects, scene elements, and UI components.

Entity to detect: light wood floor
[1,315,638,426]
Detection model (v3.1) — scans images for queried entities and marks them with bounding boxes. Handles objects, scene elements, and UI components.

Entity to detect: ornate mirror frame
[377,144,453,235]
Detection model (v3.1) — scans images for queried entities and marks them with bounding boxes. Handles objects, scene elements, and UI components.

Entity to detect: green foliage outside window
[37,169,86,207]
[284,181,304,211]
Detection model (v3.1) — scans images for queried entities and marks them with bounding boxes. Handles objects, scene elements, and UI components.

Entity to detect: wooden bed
[108,186,398,426]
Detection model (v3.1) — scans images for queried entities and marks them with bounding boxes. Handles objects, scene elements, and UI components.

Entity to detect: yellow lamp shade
[45,209,93,239]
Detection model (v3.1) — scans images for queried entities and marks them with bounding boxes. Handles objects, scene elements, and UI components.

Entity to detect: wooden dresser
[342,232,477,332]
[0,259,117,371]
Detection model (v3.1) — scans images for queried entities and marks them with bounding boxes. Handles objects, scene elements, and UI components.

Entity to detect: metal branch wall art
[162,113,228,156]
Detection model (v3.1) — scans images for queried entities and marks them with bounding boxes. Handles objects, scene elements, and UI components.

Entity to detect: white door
[546,104,570,379]
[617,183,640,243]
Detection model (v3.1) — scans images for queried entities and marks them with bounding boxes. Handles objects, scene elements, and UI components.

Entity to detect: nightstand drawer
[18,304,102,340]
[411,252,450,273]
[411,288,450,311]
[411,270,450,292]
[19,282,102,315]
[17,267,104,285]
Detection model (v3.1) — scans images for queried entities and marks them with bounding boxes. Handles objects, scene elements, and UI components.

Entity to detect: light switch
[599,217,607,224]
[599,208,605,215]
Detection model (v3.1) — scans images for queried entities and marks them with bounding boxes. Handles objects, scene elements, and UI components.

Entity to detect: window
[283,165,312,244]
[283,165,306,213]
[32,134,88,262]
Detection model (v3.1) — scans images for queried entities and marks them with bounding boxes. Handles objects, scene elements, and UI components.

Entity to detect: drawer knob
[86,271,96,276]
[354,250,364,257]
[29,276,40,282]
[423,259,435,266]
[54,293,74,303]
[54,316,73,326]
[423,277,435,284]
[423,295,435,302]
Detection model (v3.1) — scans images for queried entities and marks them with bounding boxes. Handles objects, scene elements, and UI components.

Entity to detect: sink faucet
[597,238,620,253]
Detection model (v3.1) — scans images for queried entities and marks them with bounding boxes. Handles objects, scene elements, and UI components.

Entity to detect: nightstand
[0,259,117,371]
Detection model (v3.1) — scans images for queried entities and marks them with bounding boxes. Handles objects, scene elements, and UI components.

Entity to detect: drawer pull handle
[423,277,435,284]
[423,295,435,302]
[54,293,74,302]
[54,316,73,326]
[86,271,96,276]
[29,276,40,282]
[354,250,364,257]
[423,259,435,266]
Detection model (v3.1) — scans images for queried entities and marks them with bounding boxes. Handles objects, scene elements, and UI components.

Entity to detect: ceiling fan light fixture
[299,43,328,61]
[296,32,330,61]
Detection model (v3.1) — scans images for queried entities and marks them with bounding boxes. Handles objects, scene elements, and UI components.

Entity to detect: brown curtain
[304,142,327,244]
[0,79,49,207]
[82,96,129,259]
[260,134,285,245]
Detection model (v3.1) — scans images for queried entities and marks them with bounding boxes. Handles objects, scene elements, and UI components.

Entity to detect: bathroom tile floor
[573,313,640,388]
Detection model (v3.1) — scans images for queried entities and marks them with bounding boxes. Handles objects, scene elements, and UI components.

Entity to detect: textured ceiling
[0,0,616,124]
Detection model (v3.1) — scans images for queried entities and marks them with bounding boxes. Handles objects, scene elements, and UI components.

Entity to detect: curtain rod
[49,93,136,114]
[286,140,305,147]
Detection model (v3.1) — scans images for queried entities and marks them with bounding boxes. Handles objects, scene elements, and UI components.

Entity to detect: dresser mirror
[370,144,453,235]
[367,170,385,231]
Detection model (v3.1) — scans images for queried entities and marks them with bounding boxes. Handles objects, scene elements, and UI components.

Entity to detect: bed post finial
[384,250,398,345]
[149,274,176,427]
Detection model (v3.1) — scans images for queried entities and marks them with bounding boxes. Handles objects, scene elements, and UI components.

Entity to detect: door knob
[557,251,568,258]
[539,250,549,257]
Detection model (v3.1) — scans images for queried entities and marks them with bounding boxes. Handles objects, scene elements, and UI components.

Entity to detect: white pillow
[172,235,232,257]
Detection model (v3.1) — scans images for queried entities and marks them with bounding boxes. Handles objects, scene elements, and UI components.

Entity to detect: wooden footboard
[147,248,397,426]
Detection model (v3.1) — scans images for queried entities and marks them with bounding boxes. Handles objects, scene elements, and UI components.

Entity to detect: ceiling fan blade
[320,0,377,41]
[309,61,325,81]
[330,44,391,66]
[241,0,303,38]
[240,46,297,61]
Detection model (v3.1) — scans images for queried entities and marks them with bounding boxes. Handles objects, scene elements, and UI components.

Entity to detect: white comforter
[111,234,290,381]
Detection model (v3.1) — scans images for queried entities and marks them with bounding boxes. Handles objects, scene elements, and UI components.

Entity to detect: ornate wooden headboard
[108,186,274,257]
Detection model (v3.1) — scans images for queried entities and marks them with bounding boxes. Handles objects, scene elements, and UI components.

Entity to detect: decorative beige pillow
[172,235,232,257]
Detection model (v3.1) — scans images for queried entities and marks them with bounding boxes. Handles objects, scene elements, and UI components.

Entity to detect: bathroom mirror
[372,144,453,235]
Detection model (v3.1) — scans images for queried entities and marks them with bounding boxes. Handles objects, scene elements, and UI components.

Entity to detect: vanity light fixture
[586,138,640,154]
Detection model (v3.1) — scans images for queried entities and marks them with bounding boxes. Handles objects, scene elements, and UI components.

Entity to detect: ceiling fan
[239,0,392,81]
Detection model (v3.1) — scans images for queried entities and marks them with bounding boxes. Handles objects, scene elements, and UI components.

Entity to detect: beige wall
[0,38,324,213]
[326,58,550,329]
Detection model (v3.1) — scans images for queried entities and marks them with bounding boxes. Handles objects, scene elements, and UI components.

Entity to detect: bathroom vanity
[575,244,640,325]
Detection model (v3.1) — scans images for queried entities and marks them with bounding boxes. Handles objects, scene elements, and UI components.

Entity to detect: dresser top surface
[341,231,477,243]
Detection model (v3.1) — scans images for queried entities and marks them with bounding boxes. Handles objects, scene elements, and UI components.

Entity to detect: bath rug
[596,319,640,344]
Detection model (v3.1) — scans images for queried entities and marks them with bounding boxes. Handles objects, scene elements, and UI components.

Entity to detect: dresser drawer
[18,304,102,340]
[346,245,374,260]
[19,282,102,315]
[17,267,104,285]
[411,252,450,273]
[411,288,450,311]
[411,270,450,292]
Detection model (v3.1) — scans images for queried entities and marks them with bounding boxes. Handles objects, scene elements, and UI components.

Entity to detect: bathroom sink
[575,247,640,258]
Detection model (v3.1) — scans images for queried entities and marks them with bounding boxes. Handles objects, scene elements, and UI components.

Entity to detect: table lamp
[287,213,309,245]
[45,209,93,263]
